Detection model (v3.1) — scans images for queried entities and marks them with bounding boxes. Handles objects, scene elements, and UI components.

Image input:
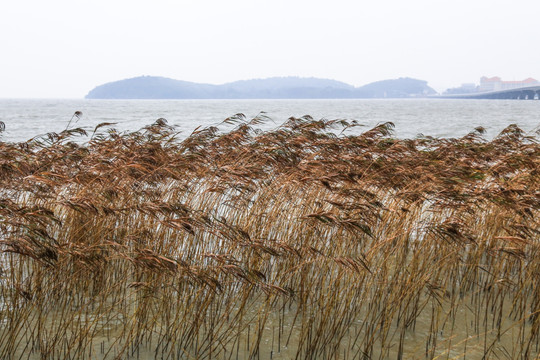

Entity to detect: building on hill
[479,76,539,92]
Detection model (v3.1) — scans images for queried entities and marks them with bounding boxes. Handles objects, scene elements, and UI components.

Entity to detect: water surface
[1,99,539,142]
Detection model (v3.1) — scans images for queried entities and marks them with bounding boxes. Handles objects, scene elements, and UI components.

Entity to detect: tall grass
[0,115,538,359]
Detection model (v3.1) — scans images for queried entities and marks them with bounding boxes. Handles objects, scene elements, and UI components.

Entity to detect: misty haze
[0,1,539,359]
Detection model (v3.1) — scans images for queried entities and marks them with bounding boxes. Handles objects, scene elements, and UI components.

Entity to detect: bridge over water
[436,85,540,100]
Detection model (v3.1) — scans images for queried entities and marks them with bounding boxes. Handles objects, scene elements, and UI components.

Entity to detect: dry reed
[0,115,538,359]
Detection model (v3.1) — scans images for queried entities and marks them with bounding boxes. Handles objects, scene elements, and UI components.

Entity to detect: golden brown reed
[0,115,538,359]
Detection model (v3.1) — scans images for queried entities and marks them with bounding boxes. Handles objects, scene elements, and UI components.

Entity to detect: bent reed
[0,115,538,359]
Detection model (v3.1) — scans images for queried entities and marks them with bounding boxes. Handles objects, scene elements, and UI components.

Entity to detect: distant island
[85,76,436,99]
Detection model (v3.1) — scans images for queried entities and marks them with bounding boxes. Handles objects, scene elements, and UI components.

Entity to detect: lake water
[0,98,539,142]
[1,98,539,359]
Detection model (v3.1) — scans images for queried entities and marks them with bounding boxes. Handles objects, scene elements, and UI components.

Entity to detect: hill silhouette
[85,76,435,99]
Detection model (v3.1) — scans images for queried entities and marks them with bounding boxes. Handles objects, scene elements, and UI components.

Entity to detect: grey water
[0,98,539,143]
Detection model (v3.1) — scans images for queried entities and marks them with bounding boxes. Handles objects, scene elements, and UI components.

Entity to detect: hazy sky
[1,0,540,98]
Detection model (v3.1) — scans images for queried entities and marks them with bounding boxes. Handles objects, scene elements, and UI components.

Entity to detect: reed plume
[0,115,538,359]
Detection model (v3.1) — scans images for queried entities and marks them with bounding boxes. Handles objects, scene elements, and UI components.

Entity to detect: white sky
[1,0,539,98]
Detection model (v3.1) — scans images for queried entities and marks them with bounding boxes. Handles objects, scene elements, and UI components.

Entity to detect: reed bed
[0,115,538,359]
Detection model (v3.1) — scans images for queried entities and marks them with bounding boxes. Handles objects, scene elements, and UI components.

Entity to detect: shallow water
[2,290,536,360]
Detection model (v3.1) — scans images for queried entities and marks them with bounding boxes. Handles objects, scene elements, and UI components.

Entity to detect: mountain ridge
[85,76,436,99]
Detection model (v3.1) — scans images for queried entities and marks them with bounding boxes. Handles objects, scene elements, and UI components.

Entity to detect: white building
[479,76,539,92]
